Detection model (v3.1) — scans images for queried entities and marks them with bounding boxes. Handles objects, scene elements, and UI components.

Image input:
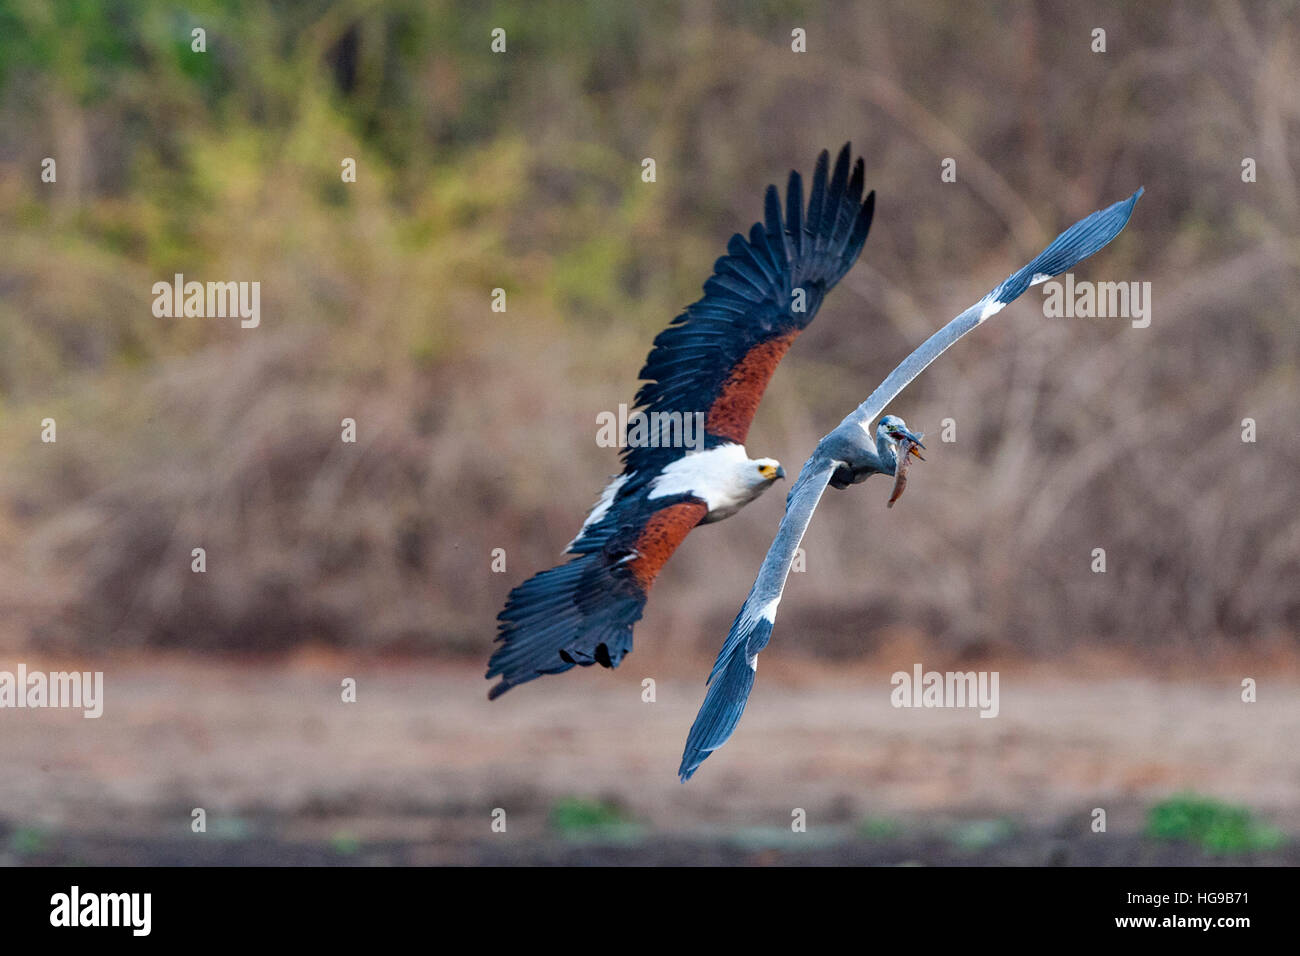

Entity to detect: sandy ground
[0,653,1296,864]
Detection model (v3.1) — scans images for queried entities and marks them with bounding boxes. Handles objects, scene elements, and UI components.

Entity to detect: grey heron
[679,186,1144,780]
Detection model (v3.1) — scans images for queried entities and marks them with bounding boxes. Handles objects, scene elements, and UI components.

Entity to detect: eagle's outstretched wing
[679,188,1144,780]
[620,142,875,482]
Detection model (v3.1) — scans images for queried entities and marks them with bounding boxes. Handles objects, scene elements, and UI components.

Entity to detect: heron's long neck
[874,432,899,476]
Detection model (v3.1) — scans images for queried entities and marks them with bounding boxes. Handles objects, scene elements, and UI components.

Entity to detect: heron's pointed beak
[901,428,926,459]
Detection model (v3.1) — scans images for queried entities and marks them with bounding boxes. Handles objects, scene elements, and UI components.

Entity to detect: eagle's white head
[648,445,785,523]
[699,452,784,522]
[752,457,785,484]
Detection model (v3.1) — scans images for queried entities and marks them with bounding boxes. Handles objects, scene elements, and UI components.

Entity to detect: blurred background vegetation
[0,0,1296,666]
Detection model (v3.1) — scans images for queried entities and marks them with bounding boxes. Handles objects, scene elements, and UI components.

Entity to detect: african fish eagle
[487,144,875,699]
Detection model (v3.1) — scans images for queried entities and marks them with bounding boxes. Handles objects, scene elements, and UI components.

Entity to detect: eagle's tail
[486,552,647,700]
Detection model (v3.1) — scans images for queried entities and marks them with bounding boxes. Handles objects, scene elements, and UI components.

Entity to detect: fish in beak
[887,435,924,508]
[900,428,926,460]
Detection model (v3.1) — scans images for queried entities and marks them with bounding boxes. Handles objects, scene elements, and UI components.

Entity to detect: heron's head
[753,457,785,484]
[876,415,926,459]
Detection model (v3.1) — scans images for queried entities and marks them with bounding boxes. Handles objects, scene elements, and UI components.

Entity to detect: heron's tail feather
[487,553,646,700]
[678,613,771,781]
[988,187,1144,307]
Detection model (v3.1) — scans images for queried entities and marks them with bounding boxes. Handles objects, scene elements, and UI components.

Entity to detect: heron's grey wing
[838,188,1143,434]
[678,450,840,781]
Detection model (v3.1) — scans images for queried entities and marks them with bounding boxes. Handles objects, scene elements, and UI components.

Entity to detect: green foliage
[8,825,47,857]
[1146,794,1285,855]
[547,796,642,842]
[548,795,629,830]
[329,830,362,856]
[948,818,1016,851]
[858,815,903,840]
